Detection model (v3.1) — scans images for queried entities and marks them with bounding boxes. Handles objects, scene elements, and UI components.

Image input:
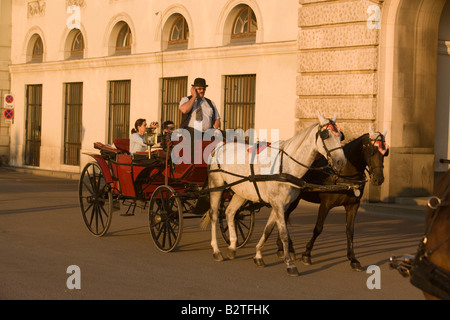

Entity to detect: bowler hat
[192,78,208,88]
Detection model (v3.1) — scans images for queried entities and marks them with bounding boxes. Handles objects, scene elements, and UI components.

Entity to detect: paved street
[0,167,427,301]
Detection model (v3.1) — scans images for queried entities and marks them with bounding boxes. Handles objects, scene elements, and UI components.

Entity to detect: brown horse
[409,169,450,300]
[276,127,389,271]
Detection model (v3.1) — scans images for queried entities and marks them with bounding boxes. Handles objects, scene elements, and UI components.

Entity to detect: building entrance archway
[379,0,448,200]
[435,1,450,183]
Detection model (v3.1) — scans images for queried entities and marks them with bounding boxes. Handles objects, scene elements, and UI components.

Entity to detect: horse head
[364,125,389,185]
[316,112,346,174]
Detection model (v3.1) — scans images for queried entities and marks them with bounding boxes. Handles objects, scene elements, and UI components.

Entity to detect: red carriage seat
[114,138,130,154]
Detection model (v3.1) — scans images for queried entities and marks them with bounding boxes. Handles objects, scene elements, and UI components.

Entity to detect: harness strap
[250,163,266,204]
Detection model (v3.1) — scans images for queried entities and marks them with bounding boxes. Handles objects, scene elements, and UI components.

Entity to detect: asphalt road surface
[0,167,426,302]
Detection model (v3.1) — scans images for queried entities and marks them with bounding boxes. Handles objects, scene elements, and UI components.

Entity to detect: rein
[319,134,388,186]
[209,122,344,203]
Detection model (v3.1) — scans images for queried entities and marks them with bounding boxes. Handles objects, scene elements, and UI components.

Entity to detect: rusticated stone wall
[296,0,383,140]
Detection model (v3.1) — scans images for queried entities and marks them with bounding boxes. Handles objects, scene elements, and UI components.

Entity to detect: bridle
[315,121,344,172]
[363,133,389,179]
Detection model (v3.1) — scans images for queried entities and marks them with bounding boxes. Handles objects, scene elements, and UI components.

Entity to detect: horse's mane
[279,123,318,151]
[342,133,369,171]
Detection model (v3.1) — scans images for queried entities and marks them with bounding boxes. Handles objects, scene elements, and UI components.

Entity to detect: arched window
[70,30,84,59]
[231,6,257,44]
[32,36,43,62]
[72,30,84,53]
[116,24,132,53]
[168,16,189,50]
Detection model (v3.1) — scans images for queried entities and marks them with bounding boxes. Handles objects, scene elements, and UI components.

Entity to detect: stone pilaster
[297,0,383,139]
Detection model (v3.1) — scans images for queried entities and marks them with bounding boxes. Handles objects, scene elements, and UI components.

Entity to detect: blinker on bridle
[318,122,344,141]
[370,133,389,156]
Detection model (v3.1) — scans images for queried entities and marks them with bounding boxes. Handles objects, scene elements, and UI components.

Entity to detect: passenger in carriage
[129,118,158,154]
[158,120,175,150]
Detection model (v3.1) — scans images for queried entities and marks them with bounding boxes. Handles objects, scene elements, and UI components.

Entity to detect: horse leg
[301,202,331,265]
[225,195,246,259]
[254,212,277,268]
[344,202,363,271]
[210,190,224,261]
[276,197,300,260]
[256,207,298,276]
[276,237,295,260]
[275,207,299,276]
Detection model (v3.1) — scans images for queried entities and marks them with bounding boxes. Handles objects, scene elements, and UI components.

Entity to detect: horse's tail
[200,210,211,230]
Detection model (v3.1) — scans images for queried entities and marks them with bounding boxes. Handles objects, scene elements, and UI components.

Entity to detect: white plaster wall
[9,0,298,171]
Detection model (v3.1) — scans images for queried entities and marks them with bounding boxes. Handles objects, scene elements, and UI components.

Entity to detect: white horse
[206,112,347,276]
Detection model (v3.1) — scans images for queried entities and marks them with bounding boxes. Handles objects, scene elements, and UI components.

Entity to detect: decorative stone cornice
[66,0,86,8]
[27,1,46,18]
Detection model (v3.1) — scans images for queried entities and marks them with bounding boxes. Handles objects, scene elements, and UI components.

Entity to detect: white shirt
[179,97,220,131]
[129,132,147,153]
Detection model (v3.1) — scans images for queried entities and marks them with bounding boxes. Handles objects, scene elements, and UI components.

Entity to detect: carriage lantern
[143,128,157,158]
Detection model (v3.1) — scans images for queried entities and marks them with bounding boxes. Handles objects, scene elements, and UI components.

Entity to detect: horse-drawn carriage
[79,113,377,275]
[78,130,258,252]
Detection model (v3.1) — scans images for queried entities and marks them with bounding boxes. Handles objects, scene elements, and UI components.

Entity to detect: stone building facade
[5,0,450,203]
[297,0,450,202]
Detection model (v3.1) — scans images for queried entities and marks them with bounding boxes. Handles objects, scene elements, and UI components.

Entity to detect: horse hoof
[213,252,224,262]
[301,254,312,265]
[351,261,363,272]
[227,248,236,260]
[287,266,299,277]
[253,257,265,268]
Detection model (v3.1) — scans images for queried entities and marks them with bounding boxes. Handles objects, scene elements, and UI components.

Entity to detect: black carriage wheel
[148,185,183,252]
[79,162,113,237]
[219,197,255,249]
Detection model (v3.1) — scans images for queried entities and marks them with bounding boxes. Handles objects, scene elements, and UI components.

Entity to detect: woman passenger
[129,118,148,154]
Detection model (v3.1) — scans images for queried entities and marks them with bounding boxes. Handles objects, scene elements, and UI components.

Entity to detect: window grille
[108,80,131,144]
[224,74,256,132]
[25,84,43,166]
[64,82,83,166]
[161,77,188,128]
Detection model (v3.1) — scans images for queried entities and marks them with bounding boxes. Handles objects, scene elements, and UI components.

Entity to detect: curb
[0,166,80,181]
[360,201,428,220]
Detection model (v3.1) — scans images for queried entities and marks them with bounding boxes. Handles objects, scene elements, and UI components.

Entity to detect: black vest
[180,96,216,129]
